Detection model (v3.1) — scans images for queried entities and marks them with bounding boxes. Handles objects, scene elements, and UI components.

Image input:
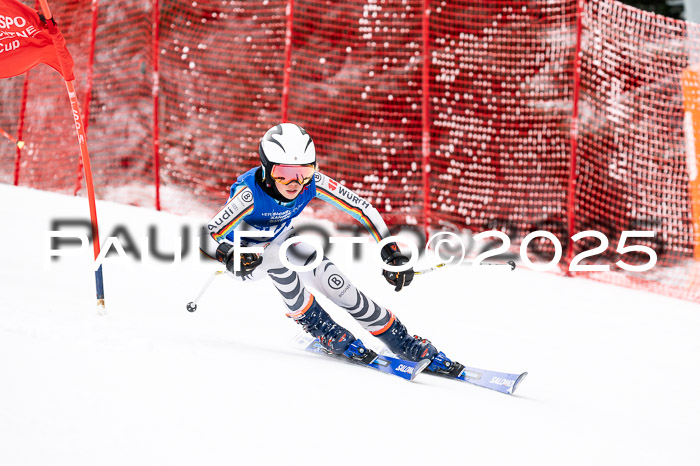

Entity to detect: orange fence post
[681,67,700,260]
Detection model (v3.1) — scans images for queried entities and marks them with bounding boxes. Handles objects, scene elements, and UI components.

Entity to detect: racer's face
[270,163,314,200]
[275,178,304,200]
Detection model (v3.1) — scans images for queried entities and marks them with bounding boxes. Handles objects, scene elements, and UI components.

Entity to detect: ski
[376,347,527,394]
[291,333,429,381]
[426,364,528,395]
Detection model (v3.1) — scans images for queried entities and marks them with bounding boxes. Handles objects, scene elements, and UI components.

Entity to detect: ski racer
[206,123,463,375]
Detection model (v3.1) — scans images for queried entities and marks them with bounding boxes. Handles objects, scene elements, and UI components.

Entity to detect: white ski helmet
[259,123,316,187]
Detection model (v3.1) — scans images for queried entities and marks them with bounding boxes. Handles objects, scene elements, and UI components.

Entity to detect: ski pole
[415,260,516,275]
[415,263,446,275]
[186,270,225,312]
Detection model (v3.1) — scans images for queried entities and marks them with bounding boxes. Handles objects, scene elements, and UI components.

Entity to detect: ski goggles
[270,164,315,185]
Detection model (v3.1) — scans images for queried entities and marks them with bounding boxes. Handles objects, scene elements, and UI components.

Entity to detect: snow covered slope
[1,184,699,466]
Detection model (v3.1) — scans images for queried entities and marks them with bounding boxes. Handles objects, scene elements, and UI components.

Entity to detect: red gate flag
[0,0,74,80]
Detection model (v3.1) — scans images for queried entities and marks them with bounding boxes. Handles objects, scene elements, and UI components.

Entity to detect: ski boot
[374,317,438,361]
[375,317,464,376]
[294,297,355,355]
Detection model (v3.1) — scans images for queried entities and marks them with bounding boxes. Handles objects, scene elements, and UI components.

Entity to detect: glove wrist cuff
[380,243,403,263]
[215,242,233,264]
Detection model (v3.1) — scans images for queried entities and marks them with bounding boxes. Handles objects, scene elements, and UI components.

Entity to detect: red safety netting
[428,1,576,253]
[286,0,425,226]
[573,1,699,298]
[1,0,699,303]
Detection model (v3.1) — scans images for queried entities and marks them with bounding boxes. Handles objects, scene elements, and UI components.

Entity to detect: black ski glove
[215,243,262,278]
[380,242,414,292]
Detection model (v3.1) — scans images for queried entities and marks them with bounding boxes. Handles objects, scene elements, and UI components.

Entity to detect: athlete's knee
[284,241,319,268]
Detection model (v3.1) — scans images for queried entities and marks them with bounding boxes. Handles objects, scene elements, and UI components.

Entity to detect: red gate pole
[38,0,106,309]
[13,73,30,185]
[73,0,99,196]
[152,0,161,210]
[565,0,584,273]
[281,0,295,123]
[421,0,431,240]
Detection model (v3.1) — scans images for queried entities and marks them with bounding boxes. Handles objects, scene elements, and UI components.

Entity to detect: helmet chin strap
[261,165,271,187]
